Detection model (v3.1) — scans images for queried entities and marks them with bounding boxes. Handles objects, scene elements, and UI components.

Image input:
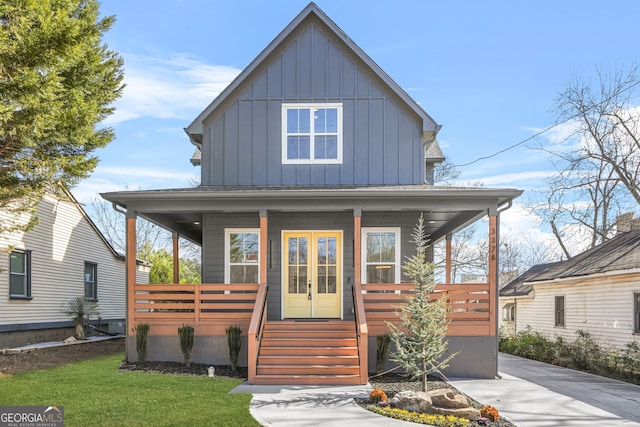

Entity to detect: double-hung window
[225,229,260,283]
[634,293,640,333]
[9,250,31,299]
[555,295,565,327]
[85,262,98,300]
[502,303,515,322]
[282,103,343,164]
[361,228,401,284]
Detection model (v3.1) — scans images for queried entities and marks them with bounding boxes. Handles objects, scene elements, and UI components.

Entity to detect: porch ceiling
[101,185,523,245]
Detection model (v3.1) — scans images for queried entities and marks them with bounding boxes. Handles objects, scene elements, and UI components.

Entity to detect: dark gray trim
[0,318,125,333]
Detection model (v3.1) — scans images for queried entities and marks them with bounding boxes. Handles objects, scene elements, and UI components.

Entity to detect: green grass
[0,354,259,427]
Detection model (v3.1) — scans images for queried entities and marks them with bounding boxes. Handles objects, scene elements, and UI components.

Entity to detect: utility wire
[454,115,578,168]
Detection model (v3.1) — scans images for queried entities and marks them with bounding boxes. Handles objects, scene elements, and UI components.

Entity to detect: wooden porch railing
[351,282,369,385]
[247,283,268,384]
[130,283,259,335]
[361,282,493,336]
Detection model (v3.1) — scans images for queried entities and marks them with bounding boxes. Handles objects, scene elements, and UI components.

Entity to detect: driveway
[450,353,640,426]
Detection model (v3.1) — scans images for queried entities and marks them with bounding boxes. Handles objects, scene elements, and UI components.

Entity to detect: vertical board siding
[0,195,147,329]
[514,277,640,351]
[201,21,424,187]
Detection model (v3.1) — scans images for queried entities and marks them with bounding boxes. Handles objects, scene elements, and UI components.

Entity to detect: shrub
[369,388,387,404]
[480,405,500,421]
[178,324,195,368]
[133,323,150,363]
[376,334,391,373]
[225,325,242,371]
[498,327,555,363]
[63,296,99,340]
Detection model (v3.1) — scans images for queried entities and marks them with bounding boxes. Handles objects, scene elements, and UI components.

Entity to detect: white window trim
[360,227,401,284]
[554,295,566,328]
[9,249,31,299]
[84,262,98,301]
[224,228,260,284]
[281,103,343,165]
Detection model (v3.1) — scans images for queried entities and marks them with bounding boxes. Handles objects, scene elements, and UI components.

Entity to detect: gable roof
[499,261,562,297]
[185,2,440,146]
[527,229,640,283]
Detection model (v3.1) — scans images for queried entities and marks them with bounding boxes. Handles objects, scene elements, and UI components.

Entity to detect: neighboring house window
[84,262,97,300]
[225,229,260,283]
[502,303,515,323]
[281,103,343,164]
[635,293,640,333]
[9,250,31,298]
[361,228,401,284]
[555,295,565,327]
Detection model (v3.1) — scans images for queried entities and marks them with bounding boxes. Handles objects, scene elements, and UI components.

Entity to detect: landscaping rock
[428,389,471,409]
[64,336,77,344]
[389,390,432,413]
[430,405,482,420]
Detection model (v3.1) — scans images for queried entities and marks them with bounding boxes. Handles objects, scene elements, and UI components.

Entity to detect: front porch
[107,185,515,384]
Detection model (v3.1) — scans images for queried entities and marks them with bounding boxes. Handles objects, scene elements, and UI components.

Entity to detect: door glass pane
[299,270,307,294]
[327,237,336,264]
[288,238,298,264]
[288,266,298,293]
[317,237,326,264]
[327,266,336,293]
[299,238,308,264]
[317,266,326,293]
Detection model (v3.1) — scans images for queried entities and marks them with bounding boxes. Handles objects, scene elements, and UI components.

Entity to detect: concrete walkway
[234,353,640,426]
[450,353,640,427]
[231,383,418,426]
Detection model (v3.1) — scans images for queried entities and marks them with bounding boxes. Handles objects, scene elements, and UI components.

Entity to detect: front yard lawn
[0,353,259,427]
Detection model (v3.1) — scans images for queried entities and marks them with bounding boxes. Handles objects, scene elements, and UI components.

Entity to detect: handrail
[352,282,368,385]
[247,282,269,384]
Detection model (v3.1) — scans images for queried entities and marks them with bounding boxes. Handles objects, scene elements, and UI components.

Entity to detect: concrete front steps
[254,320,362,385]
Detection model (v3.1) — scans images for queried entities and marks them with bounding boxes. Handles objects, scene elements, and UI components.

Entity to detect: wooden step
[261,337,357,347]
[257,364,360,376]
[262,329,355,338]
[264,320,355,330]
[259,346,357,357]
[258,355,359,365]
[253,374,362,385]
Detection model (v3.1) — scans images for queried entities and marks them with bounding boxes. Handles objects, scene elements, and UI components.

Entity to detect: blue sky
[78,0,640,253]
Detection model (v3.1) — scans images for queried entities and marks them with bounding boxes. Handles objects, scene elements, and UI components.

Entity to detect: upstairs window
[10,250,31,299]
[282,103,342,164]
[85,262,98,300]
[225,229,260,283]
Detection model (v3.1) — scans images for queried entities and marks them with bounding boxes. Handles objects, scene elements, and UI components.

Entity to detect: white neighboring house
[0,189,150,349]
[500,221,640,351]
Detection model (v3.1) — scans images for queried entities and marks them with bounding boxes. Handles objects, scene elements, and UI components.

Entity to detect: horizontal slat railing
[132,283,260,325]
[361,282,492,336]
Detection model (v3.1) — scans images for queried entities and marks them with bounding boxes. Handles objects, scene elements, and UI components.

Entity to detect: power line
[454,115,578,168]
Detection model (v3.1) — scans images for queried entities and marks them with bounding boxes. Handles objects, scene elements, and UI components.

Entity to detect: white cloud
[457,170,554,187]
[105,53,241,125]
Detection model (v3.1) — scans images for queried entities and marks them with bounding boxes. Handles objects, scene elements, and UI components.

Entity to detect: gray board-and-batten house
[102,3,522,385]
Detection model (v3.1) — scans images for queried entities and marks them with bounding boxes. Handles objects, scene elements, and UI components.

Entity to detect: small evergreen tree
[388,214,457,392]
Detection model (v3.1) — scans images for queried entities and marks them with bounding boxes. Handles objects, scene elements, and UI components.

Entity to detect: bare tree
[556,65,640,206]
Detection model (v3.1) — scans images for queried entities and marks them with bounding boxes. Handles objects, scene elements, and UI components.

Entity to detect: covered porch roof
[100,185,523,245]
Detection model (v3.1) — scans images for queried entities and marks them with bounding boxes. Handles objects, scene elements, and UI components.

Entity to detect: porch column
[353,209,361,285]
[259,210,268,284]
[126,210,137,337]
[488,208,498,337]
[445,233,452,283]
[172,232,179,284]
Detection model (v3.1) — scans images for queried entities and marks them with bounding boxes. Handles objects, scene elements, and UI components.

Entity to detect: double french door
[283,231,342,318]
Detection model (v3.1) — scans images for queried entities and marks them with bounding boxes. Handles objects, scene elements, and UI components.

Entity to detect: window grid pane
[284,105,340,162]
[228,231,260,284]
